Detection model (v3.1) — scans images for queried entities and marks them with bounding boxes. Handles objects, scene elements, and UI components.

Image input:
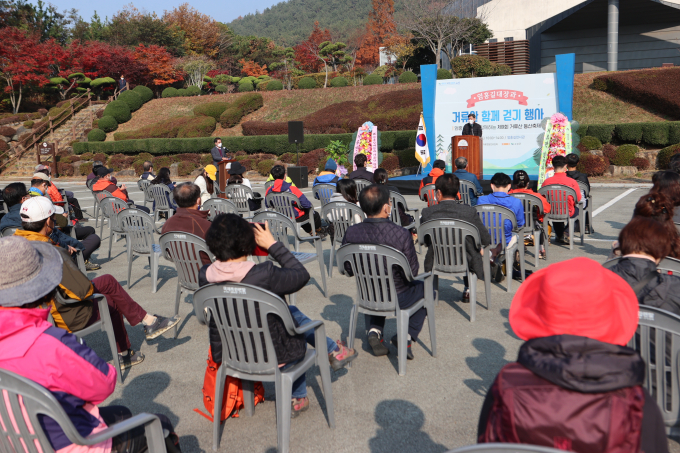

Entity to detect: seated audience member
[454,157,484,206]
[420,174,490,302]
[541,155,581,243]
[0,236,183,453]
[330,179,360,205]
[342,185,430,359]
[349,153,374,182]
[194,165,216,204]
[313,158,340,188]
[15,197,180,369]
[374,168,415,233]
[139,161,156,180]
[37,167,84,221]
[88,161,118,185]
[29,173,69,227]
[161,183,213,265]
[199,214,357,416]
[228,161,261,211]
[151,166,178,212]
[509,170,550,259]
[265,164,326,238]
[478,257,668,453]
[650,170,680,224]
[418,159,446,202]
[565,153,590,191]
[1,185,101,270]
[93,166,151,213]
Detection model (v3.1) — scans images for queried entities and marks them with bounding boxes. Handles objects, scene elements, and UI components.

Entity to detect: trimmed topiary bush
[186,86,201,96]
[581,136,603,151]
[133,85,154,103]
[178,161,199,176]
[177,88,188,97]
[23,120,34,128]
[586,124,615,144]
[176,116,216,138]
[162,87,178,98]
[437,69,452,80]
[257,159,276,176]
[642,122,670,146]
[219,93,264,128]
[87,128,106,142]
[298,77,316,89]
[631,157,650,170]
[103,100,131,124]
[330,77,348,87]
[577,154,609,176]
[266,80,284,91]
[238,81,254,92]
[394,148,420,168]
[98,115,118,133]
[399,71,417,83]
[363,74,382,86]
[614,123,643,143]
[215,85,229,93]
[117,90,143,112]
[611,144,638,166]
[658,143,680,169]
[193,102,230,120]
[670,123,680,145]
[0,126,16,137]
[57,162,74,177]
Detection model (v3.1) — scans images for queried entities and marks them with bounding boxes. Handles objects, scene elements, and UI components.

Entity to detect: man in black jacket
[462,113,482,137]
[565,153,590,232]
[342,184,428,360]
[349,153,374,182]
[420,174,490,302]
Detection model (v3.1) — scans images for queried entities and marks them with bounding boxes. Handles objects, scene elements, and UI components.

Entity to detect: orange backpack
[194,347,265,422]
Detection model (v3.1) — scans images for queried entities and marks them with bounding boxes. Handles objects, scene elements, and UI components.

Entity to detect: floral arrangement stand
[351,121,380,173]
[538,113,572,189]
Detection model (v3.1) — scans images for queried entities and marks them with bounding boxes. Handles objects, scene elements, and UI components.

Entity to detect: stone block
[607,165,638,177]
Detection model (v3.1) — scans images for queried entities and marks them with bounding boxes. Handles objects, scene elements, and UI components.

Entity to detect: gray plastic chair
[538,184,583,249]
[354,178,371,193]
[265,191,315,252]
[99,197,128,259]
[459,180,477,206]
[420,183,439,207]
[252,211,327,304]
[93,191,110,229]
[193,283,335,452]
[203,198,239,221]
[389,191,420,253]
[137,179,153,210]
[336,243,437,376]
[149,184,175,223]
[628,305,680,435]
[418,219,489,322]
[475,204,525,293]
[263,180,274,192]
[225,184,260,218]
[577,181,594,234]
[119,209,161,293]
[0,368,167,453]
[86,178,95,190]
[510,192,548,268]
[660,257,680,275]
[159,231,214,338]
[313,183,336,206]
[67,224,87,274]
[447,444,572,453]
[321,201,365,277]
[1,226,18,237]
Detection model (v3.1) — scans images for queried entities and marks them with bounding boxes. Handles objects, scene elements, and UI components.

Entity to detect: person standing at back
[349,153,374,182]
[541,155,581,244]
[454,156,484,206]
[211,137,231,183]
[118,74,128,92]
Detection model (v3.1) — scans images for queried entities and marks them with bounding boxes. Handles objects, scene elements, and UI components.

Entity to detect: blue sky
[52,0,276,24]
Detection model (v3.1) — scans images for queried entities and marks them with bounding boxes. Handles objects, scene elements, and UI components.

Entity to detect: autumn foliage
[162,3,225,57]
[239,59,268,77]
[356,0,396,66]
[294,22,332,73]
[134,44,182,86]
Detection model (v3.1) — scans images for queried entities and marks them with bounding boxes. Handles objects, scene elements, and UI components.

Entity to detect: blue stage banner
[420,64,437,175]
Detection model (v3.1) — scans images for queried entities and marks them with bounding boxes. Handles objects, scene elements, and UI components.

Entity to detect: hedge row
[74,130,417,156]
[577,121,680,147]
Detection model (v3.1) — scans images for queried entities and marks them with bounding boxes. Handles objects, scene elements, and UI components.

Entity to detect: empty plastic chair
[321,201,365,277]
[149,184,175,223]
[119,209,162,293]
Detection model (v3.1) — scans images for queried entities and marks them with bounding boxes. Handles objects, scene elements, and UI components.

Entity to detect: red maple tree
[356,0,396,66]
[80,41,146,83]
[239,59,268,77]
[134,44,182,87]
[294,21,332,73]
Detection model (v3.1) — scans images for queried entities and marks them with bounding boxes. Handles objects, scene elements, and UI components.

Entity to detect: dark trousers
[66,194,83,220]
[90,275,147,353]
[553,207,580,239]
[296,209,322,234]
[75,226,101,261]
[369,281,428,340]
[100,406,180,453]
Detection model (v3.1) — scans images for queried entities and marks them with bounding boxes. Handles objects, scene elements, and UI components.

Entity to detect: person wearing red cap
[477,257,668,453]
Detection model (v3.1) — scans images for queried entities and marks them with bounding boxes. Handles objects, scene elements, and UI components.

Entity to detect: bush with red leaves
[601,144,616,160]
[57,162,74,177]
[381,153,400,172]
[631,157,650,170]
[0,126,16,137]
[299,148,328,171]
[577,154,610,176]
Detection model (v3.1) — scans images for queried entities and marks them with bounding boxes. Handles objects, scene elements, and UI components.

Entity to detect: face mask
[469,119,474,125]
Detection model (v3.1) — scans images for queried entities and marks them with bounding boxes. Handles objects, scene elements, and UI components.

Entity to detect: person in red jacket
[478,257,668,453]
[541,155,581,244]
[92,167,150,214]
[418,159,446,201]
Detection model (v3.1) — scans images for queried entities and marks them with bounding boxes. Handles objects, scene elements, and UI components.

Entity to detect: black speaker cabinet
[287,166,308,188]
[288,121,304,144]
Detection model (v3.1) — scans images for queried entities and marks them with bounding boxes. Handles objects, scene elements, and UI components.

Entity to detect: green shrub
[220,107,242,128]
[257,159,276,176]
[177,88,188,97]
[611,144,638,166]
[80,152,93,161]
[186,86,201,96]
[162,87,178,98]
[614,123,643,143]
[394,148,420,168]
[200,154,212,166]
[218,93,264,128]
[642,122,669,146]
[178,161,199,176]
[437,69,452,80]
[117,90,143,112]
[103,100,131,123]
[669,123,680,145]
[133,85,154,103]
[399,71,417,83]
[238,81,254,92]
[87,128,106,142]
[213,74,231,84]
[215,85,229,93]
[193,102,230,120]
[580,136,602,150]
[363,74,382,86]
[658,144,680,169]
[98,115,118,133]
[176,116,216,138]
[238,93,264,113]
[266,80,284,91]
[298,77,317,89]
[23,120,34,128]
[79,162,93,175]
[330,77,348,88]
[586,124,615,144]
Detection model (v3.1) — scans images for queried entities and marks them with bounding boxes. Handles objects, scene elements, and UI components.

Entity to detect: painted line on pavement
[592,188,637,218]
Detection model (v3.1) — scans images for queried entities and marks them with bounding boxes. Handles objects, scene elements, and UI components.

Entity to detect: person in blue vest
[313,158,340,191]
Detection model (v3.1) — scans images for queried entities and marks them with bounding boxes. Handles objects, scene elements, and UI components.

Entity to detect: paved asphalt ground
[7,179,678,453]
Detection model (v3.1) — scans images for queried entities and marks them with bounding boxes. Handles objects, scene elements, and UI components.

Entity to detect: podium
[452,135,483,179]
[217,160,235,199]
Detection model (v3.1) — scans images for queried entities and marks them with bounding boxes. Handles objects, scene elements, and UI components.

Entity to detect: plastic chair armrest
[82,414,164,449]
[294,319,323,335]
[413,271,433,281]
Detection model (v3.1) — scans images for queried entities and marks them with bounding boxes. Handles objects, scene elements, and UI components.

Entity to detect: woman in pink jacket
[0,236,180,453]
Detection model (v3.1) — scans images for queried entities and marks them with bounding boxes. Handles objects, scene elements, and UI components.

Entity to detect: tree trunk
[324,62,329,88]
[435,41,442,68]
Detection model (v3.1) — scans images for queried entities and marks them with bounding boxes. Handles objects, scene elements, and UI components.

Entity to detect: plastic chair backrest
[419,219,481,274]
[538,184,577,222]
[1,226,17,237]
[225,184,255,213]
[660,257,680,276]
[321,202,365,243]
[459,180,476,206]
[446,443,572,452]
[354,179,371,193]
[95,191,110,204]
[510,192,545,231]
[253,211,298,249]
[420,184,439,207]
[100,197,128,232]
[137,179,152,202]
[628,305,680,430]
[313,184,336,206]
[118,209,156,254]
[388,191,411,226]
[159,232,214,291]
[149,184,173,210]
[265,191,303,222]
[335,243,415,312]
[194,282,302,375]
[577,180,590,197]
[475,204,518,247]
[203,198,239,221]
[86,178,95,190]
[264,180,274,192]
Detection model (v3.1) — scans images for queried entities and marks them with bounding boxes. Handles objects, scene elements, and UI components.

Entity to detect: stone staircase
[1,104,105,177]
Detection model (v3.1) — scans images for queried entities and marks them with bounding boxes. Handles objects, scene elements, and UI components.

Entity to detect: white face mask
[469,119,475,125]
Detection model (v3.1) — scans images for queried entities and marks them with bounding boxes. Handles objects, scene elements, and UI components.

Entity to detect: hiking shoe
[491,262,505,283]
[461,288,470,303]
[368,331,389,356]
[291,397,309,419]
[390,335,414,360]
[85,260,101,271]
[328,340,358,371]
[144,315,181,340]
[119,350,144,370]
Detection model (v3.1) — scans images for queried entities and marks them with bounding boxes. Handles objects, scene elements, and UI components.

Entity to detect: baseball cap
[20,197,64,222]
[96,167,114,177]
[35,164,49,172]
[32,172,51,182]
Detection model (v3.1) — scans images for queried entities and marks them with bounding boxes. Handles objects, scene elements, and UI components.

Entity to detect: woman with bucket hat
[477,257,668,453]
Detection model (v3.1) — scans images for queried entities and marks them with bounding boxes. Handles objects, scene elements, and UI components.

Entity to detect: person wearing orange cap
[477,257,668,453]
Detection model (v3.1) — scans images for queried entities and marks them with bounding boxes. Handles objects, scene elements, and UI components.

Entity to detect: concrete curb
[590,183,651,188]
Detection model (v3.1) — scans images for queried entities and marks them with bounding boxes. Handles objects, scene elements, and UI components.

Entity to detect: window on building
[504,37,514,41]
[488,39,497,43]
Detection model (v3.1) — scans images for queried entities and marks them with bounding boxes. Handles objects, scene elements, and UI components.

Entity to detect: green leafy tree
[442,18,492,66]
[315,41,352,88]
[269,46,296,90]
[178,55,214,89]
